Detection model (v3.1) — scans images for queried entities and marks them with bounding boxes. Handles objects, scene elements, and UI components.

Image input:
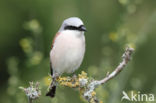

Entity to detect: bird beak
[80,25,87,32]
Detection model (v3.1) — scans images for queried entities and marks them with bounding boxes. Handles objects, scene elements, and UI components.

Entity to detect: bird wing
[46,32,61,97]
[51,32,60,49]
[50,32,61,75]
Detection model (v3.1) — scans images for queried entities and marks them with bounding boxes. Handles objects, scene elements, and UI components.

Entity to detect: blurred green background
[0,0,156,103]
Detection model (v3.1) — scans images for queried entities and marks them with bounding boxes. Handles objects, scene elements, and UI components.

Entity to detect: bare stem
[28,97,33,103]
[97,47,134,84]
[83,47,134,102]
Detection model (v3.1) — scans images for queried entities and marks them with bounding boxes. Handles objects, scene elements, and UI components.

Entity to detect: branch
[83,47,134,102]
[98,47,134,84]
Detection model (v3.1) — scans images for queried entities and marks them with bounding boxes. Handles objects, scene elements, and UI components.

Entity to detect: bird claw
[53,73,59,79]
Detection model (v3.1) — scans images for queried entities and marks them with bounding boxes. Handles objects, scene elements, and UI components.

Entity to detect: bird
[46,17,86,98]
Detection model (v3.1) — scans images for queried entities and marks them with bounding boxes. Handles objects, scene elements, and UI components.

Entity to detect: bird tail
[46,85,56,98]
[46,62,57,98]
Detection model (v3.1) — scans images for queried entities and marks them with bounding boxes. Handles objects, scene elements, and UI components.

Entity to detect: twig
[83,47,134,102]
[98,47,134,84]
[28,97,33,103]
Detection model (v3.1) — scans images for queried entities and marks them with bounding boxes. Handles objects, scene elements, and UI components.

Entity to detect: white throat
[62,30,84,38]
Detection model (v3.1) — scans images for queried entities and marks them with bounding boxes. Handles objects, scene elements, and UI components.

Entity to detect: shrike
[46,17,86,97]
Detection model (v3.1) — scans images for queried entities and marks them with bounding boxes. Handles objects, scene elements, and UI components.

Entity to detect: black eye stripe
[64,26,78,30]
[64,25,84,31]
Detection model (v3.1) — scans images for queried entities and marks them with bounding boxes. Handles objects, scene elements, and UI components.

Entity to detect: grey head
[59,17,86,32]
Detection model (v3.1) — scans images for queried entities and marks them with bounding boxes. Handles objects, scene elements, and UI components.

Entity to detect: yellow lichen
[91,91,96,97]
[90,98,95,103]
[56,76,80,88]
[56,71,89,88]
[55,71,103,103]
[78,71,88,79]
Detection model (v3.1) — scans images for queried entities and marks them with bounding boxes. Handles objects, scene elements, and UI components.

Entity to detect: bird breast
[50,30,85,75]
